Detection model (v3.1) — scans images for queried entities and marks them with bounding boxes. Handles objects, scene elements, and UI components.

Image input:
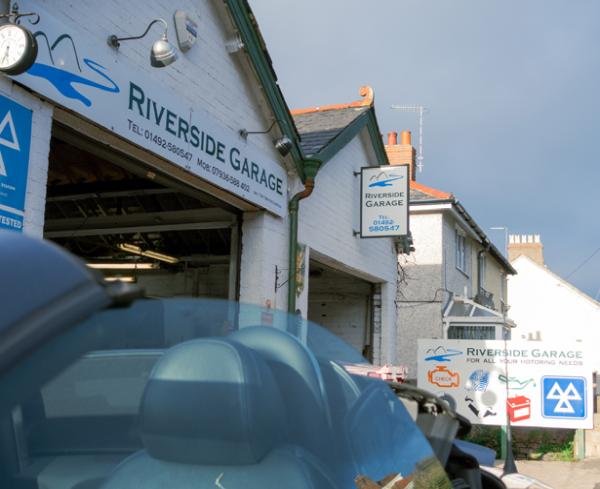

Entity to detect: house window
[447,325,496,340]
[478,253,487,290]
[455,230,467,273]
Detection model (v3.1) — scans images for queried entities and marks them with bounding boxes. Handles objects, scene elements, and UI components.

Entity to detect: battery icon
[507,395,531,422]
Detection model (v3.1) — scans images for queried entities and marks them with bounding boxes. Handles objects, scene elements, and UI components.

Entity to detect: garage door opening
[308,260,375,360]
[43,123,241,299]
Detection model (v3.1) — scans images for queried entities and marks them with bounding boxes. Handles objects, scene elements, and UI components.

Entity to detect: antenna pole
[390,105,427,173]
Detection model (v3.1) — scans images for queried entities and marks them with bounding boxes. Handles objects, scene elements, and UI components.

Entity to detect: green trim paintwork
[224,0,306,180]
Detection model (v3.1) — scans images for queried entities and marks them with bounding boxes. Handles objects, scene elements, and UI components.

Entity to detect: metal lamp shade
[274,136,293,156]
[151,37,178,67]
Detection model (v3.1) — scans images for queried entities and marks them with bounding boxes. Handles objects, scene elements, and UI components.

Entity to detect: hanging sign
[360,165,408,238]
[0,94,32,232]
[417,339,593,429]
[10,1,287,217]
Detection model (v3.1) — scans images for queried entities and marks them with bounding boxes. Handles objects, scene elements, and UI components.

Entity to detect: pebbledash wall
[3,0,399,363]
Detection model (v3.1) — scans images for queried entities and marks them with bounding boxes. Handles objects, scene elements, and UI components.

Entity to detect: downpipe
[287,178,315,313]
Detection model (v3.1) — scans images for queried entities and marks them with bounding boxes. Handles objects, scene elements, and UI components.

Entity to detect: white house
[507,234,600,371]
[385,131,516,377]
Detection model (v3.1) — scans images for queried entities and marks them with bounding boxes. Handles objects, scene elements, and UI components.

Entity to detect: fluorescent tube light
[117,243,179,264]
[88,263,159,270]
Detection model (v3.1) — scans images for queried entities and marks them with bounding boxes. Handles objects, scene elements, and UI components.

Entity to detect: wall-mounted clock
[0,23,38,76]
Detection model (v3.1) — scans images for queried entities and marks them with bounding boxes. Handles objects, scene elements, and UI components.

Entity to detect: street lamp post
[490,225,517,474]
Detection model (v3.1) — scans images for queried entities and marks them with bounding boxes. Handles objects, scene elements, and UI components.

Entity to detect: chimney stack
[385,130,416,181]
[508,234,544,266]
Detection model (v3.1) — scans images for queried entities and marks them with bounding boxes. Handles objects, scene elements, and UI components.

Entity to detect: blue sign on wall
[0,94,33,232]
[542,376,586,419]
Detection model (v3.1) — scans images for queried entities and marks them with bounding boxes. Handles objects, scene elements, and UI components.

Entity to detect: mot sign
[360,165,408,238]
[417,339,593,429]
[0,94,32,232]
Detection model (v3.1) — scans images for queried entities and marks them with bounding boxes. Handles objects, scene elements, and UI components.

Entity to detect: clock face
[0,24,37,75]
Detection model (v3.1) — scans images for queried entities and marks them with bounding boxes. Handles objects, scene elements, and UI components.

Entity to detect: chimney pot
[387,131,398,146]
[400,131,411,145]
[508,233,544,265]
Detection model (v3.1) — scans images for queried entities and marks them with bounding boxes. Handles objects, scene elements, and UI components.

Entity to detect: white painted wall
[407,211,444,266]
[32,0,285,162]
[239,210,289,310]
[299,129,398,363]
[508,255,600,371]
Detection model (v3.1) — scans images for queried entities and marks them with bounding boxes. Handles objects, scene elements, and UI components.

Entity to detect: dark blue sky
[251,0,600,299]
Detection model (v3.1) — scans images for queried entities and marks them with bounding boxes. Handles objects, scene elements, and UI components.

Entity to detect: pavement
[511,459,600,489]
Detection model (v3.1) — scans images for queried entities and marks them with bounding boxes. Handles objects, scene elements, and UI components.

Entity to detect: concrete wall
[508,255,600,371]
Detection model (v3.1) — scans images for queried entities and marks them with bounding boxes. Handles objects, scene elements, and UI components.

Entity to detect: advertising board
[11,1,287,217]
[0,94,32,232]
[360,165,408,238]
[417,339,593,429]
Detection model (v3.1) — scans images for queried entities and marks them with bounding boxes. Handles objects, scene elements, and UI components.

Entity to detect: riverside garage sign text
[465,346,583,366]
[127,83,285,215]
[10,0,287,217]
[360,165,409,238]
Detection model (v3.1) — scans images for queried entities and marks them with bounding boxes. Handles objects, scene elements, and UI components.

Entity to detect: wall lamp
[225,33,244,53]
[239,120,293,157]
[108,18,178,68]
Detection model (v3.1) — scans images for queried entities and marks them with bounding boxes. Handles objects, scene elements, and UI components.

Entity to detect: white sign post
[417,339,593,429]
[360,165,408,238]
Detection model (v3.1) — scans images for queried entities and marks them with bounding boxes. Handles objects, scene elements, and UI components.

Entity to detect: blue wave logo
[368,171,403,188]
[25,31,120,107]
[425,346,463,362]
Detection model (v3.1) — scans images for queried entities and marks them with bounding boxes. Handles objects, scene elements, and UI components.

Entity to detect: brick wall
[239,210,290,311]
[32,0,285,160]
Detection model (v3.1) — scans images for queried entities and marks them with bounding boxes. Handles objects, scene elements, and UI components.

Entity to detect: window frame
[455,229,468,275]
[478,253,487,290]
